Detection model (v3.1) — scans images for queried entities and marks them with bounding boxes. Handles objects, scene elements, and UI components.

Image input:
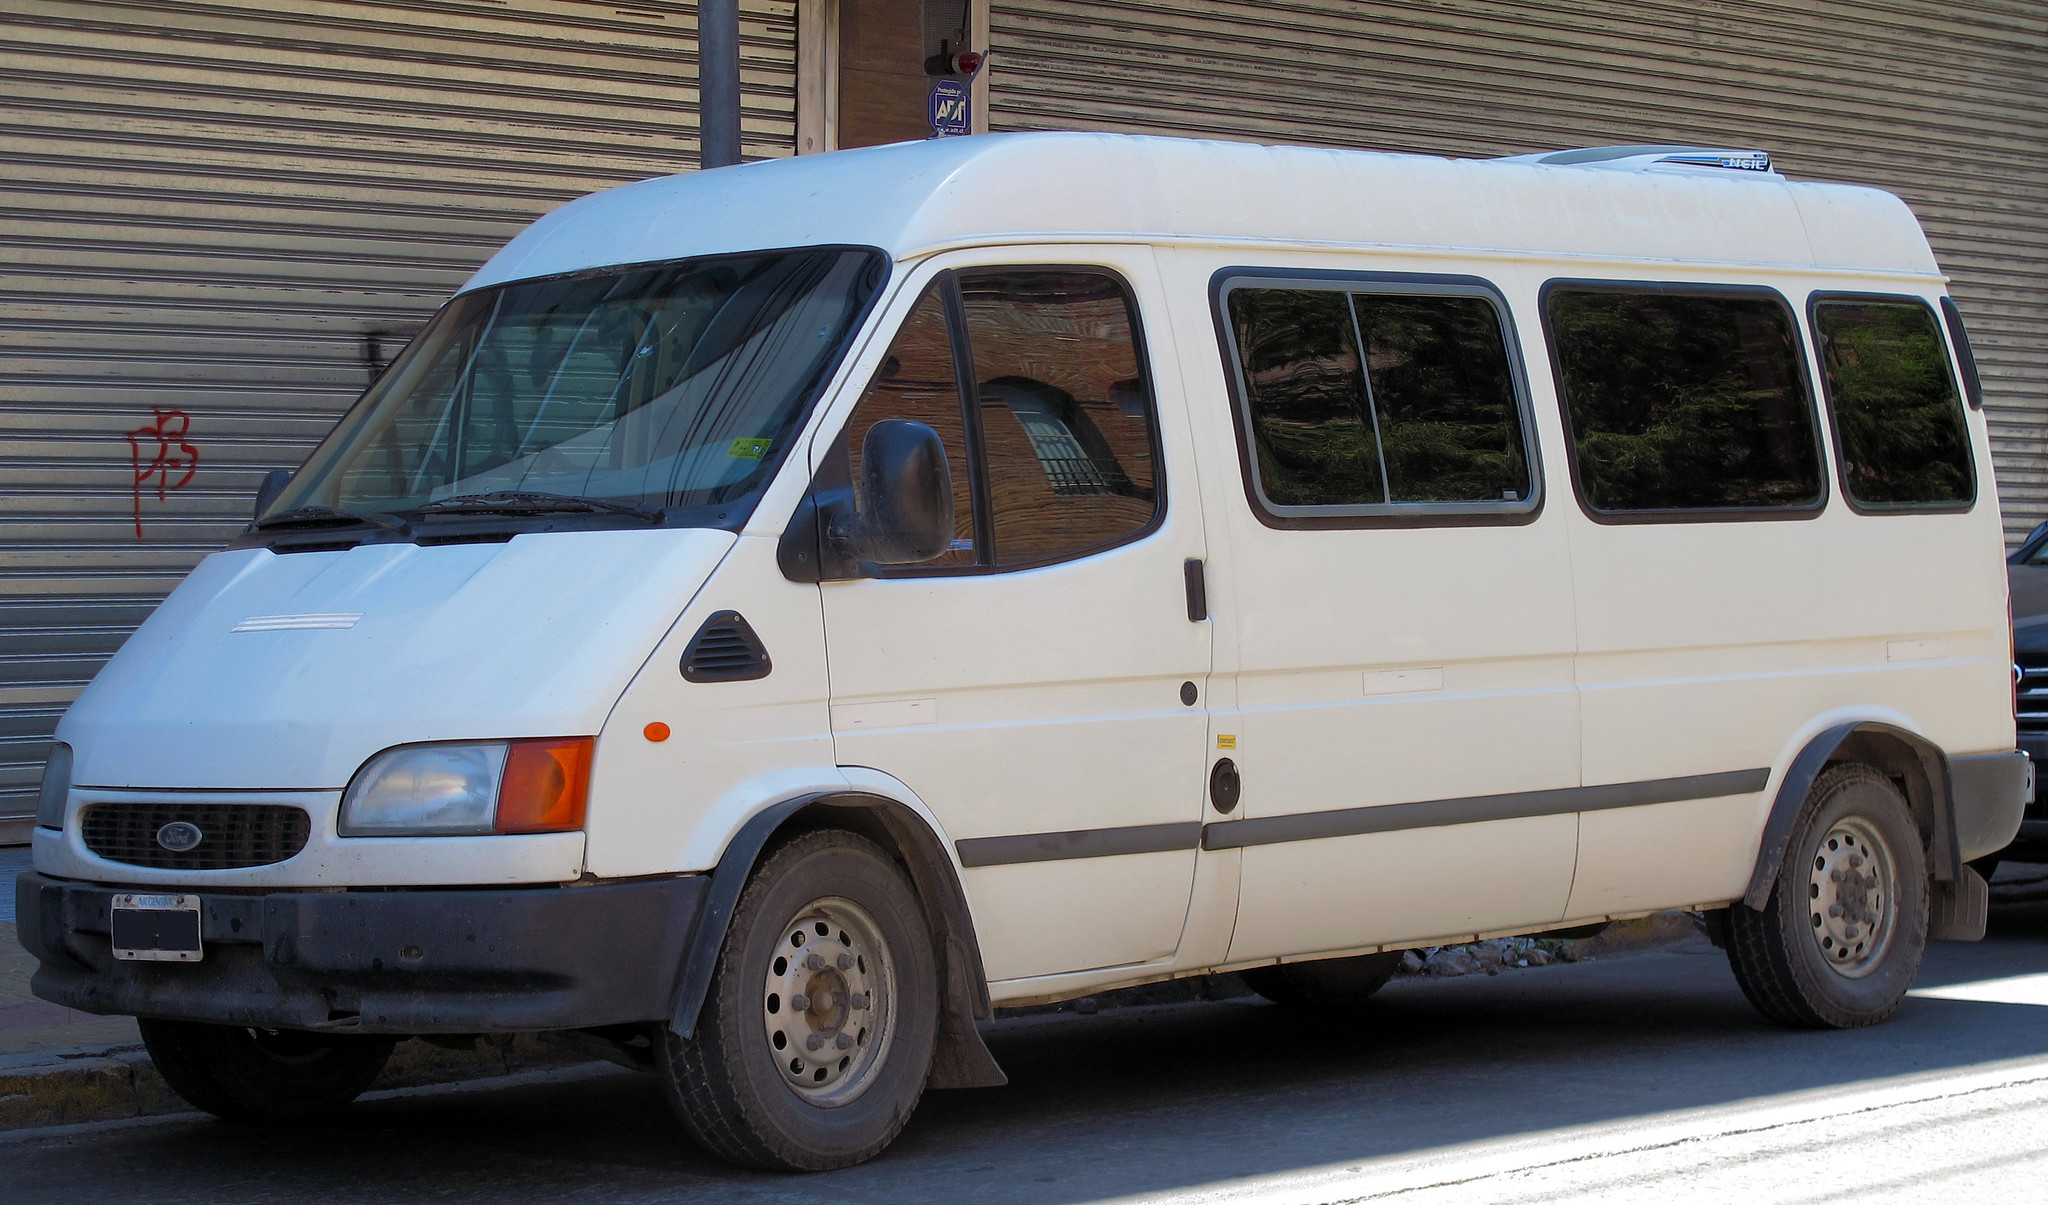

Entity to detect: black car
[2006,522,2048,863]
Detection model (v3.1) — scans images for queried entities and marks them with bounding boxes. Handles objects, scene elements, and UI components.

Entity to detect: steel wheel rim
[1807,815,1897,979]
[761,896,895,1106]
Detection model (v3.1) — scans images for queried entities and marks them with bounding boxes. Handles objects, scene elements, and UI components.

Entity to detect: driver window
[957,270,1160,567]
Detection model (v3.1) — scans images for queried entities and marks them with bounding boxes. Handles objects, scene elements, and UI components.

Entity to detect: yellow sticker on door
[1216,734,1237,750]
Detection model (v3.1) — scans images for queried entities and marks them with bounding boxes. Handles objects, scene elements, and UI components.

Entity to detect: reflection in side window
[1547,289,1823,513]
[842,284,979,567]
[959,271,1159,567]
[1226,286,1530,511]
[1813,298,1974,510]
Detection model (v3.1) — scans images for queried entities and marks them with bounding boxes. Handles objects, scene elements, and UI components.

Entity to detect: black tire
[1240,951,1402,1008]
[137,1019,395,1121]
[660,830,938,1171]
[1727,763,1928,1028]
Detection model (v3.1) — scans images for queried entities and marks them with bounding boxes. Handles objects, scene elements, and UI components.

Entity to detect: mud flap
[928,932,1006,1089]
[1929,865,1988,942]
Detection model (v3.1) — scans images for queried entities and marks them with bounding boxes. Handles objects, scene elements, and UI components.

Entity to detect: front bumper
[15,872,706,1034]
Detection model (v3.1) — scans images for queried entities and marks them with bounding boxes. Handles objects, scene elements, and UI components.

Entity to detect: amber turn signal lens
[644,721,670,742]
[494,737,593,833]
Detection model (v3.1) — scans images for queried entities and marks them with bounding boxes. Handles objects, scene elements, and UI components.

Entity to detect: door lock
[1209,757,1241,814]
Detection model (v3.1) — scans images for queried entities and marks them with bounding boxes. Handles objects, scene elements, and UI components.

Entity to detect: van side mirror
[832,419,954,567]
[776,420,956,584]
[253,468,294,520]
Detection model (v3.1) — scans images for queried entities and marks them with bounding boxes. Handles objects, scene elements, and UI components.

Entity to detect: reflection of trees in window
[1359,296,1528,504]
[1815,300,1972,508]
[1230,289,1382,506]
[1548,291,1821,512]
[1228,287,1529,508]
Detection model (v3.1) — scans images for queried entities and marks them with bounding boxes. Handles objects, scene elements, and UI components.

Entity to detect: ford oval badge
[156,821,204,853]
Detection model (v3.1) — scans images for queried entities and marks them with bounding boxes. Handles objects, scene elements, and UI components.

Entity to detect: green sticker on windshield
[728,437,772,460]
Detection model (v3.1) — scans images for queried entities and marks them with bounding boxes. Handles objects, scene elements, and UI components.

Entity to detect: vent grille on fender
[680,610,772,683]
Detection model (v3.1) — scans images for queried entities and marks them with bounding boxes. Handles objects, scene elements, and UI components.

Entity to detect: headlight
[36,742,71,831]
[340,743,507,835]
[339,738,592,837]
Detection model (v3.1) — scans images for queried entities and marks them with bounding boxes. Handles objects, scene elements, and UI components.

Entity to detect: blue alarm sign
[928,78,971,137]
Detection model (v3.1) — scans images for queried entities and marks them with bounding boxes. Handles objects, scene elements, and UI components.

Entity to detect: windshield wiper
[253,506,411,534]
[413,491,664,523]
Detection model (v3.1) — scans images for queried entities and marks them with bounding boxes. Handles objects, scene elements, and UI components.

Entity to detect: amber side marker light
[495,737,593,833]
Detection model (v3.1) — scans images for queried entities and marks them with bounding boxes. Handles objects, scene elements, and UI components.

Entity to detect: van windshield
[269,248,885,528]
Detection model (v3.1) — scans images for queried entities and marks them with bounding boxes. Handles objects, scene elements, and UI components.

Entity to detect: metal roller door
[989,0,2048,538]
[0,0,798,836]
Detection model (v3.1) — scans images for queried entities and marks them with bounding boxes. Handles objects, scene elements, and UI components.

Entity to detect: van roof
[464,131,1941,292]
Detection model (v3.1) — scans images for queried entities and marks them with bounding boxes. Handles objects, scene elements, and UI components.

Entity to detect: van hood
[60,528,736,790]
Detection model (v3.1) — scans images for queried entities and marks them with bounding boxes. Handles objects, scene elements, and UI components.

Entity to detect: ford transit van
[17,132,2028,1170]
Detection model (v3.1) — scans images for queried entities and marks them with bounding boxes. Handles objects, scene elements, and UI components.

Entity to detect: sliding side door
[1207,271,1582,963]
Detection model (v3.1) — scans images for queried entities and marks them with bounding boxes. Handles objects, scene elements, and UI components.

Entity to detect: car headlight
[36,742,71,831]
[339,738,592,837]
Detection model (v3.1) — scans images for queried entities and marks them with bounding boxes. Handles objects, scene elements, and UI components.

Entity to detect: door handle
[1184,558,1208,622]
[1209,757,1240,814]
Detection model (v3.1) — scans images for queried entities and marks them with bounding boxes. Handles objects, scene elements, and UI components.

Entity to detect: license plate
[110,894,203,963]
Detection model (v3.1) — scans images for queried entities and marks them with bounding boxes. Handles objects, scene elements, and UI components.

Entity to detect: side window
[841,284,979,567]
[1229,289,1381,505]
[957,270,1160,567]
[1225,281,1533,517]
[1546,288,1823,515]
[1812,296,1974,510]
[1357,294,1530,504]
[835,268,1161,573]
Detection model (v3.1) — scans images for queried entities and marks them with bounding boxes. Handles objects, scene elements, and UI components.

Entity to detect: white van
[17,133,2028,1170]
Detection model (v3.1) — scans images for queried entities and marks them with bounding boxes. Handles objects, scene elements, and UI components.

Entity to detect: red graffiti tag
[126,409,199,538]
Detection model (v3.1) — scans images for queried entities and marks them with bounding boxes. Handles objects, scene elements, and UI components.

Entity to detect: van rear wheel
[1727,763,1928,1028]
[660,829,938,1171]
[1241,951,1403,1007]
[137,1019,395,1121]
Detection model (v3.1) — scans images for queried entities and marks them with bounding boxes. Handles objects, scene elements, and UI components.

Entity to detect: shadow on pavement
[6,898,2048,1205]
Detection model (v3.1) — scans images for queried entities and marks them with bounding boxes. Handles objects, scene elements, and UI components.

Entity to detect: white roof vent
[1495,145,1779,178]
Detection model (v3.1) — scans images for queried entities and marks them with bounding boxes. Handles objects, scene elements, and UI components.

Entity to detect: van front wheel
[137,1019,395,1120]
[660,829,938,1171]
[1727,763,1928,1028]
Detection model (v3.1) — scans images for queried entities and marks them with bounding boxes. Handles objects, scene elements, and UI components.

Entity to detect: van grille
[81,803,311,870]
[2019,656,2048,733]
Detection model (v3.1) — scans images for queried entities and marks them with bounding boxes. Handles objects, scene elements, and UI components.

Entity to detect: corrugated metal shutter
[0,0,797,832]
[989,0,2048,537]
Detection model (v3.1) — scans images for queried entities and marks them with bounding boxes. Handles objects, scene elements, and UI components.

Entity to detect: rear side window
[1224,278,1535,522]
[1546,287,1823,516]
[1812,296,1974,511]
[832,267,1161,573]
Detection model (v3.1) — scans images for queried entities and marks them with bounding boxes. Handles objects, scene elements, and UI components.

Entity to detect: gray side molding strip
[1203,768,1770,851]
[957,821,1203,868]
[953,768,1771,867]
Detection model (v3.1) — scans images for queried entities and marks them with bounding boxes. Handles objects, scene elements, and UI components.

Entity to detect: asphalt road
[6,896,2048,1205]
